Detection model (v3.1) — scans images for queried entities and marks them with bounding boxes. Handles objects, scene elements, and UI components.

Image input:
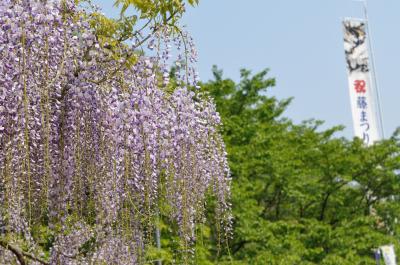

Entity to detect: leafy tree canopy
[199,66,400,264]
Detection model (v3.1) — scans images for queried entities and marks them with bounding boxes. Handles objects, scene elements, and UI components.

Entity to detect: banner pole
[355,0,385,139]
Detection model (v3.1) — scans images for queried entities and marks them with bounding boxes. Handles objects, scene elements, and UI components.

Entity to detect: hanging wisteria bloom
[0,0,231,264]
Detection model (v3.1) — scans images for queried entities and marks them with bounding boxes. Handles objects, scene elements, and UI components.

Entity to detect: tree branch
[0,239,49,265]
[88,10,179,85]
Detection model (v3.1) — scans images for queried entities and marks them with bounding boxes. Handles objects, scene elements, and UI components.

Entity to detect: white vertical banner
[381,245,397,265]
[343,19,380,145]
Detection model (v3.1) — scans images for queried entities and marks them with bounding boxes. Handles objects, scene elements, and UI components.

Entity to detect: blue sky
[94,0,400,139]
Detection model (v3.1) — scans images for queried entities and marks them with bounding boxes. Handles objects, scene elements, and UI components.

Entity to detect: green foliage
[114,0,198,20]
[31,225,54,256]
[81,0,197,70]
[198,67,400,264]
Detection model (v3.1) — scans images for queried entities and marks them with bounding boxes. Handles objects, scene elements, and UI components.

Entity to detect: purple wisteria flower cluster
[0,0,231,264]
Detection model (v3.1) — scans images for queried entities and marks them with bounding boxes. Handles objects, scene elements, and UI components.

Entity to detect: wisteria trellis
[0,0,231,264]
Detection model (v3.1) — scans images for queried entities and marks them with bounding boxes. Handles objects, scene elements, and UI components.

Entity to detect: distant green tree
[199,66,400,264]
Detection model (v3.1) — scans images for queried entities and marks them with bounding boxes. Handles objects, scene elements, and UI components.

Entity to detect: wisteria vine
[0,0,231,264]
